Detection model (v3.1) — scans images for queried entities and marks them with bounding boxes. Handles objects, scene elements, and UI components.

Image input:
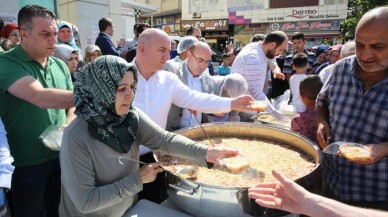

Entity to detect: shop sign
[121,7,134,16]
[181,19,228,31]
[270,20,341,32]
[286,9,318,19]
[234,24,266,34]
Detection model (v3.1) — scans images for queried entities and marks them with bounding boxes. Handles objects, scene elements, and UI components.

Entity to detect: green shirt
[0,45,73,167]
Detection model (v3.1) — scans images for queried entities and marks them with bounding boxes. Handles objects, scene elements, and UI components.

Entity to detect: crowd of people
[0,4,387,217]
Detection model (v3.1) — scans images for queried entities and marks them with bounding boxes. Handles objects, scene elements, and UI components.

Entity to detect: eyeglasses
[191,52,211,65]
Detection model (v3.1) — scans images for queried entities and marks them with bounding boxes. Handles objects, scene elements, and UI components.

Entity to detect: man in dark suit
[95,17,126,56]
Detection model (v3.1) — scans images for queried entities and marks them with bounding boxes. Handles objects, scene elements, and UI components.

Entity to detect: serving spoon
[117,156,199,180]
[193,114,215,147]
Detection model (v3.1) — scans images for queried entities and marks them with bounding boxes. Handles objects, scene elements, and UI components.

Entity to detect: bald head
[356,7,388,33]
[135,28,171,78]
[355,6,388,73]
[138,28,169,45]
[189,41,212,55]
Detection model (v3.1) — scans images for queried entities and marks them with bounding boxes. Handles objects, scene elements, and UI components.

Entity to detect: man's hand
[347,143,388,165]
[118,37,126,47]
[317,121,332,149]
[138,163,163,184]
[273,71,285,80]
[248,170,311,215]
[230,95,255,112]
[189,109,198,116]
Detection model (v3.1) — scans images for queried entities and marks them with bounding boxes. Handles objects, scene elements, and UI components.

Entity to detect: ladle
[117,156,199,180]
[193,114,215,147]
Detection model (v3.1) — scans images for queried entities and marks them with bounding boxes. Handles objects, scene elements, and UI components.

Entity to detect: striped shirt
[231,42,276,113]
[283,49,317,74]
[317,56,388,201]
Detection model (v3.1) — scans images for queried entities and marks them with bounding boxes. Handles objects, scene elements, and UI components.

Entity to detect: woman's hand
[138,163,163,184]
[205,147,238,163]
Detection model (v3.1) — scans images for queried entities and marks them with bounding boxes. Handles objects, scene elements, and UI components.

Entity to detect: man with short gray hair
[317,7,388,210]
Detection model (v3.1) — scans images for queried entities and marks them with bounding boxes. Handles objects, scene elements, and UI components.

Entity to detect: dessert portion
[218,155,251,173]
[338,144,373,163]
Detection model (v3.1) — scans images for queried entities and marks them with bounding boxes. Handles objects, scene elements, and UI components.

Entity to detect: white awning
[121,0,158,12]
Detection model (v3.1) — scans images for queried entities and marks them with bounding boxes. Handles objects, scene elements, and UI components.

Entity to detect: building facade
[181,0,348,48]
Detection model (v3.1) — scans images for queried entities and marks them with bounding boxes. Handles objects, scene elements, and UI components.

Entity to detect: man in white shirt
[131,28,257,202]
[231,31,288,120]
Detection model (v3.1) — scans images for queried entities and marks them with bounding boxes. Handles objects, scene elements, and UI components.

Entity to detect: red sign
[270,0,319,9]
[270,20,341,32]
[181,19,228,31]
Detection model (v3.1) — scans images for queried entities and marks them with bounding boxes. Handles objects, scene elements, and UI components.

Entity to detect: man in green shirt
[0,5,74,217]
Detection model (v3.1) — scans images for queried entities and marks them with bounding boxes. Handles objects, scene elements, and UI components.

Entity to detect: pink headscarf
[1,23,18,39]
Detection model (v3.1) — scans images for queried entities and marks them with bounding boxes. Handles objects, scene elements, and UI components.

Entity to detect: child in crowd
[215,54,231,76]
[289,53,308,113]
[290,75,323,144]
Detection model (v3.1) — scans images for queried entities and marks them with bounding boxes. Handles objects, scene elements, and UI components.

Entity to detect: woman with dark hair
[59,55,237,216]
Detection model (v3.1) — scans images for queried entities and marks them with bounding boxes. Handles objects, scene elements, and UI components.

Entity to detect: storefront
[152,14,184,36]
[233,24,267,48]
[180,19,229,52]
[270,20,342,48]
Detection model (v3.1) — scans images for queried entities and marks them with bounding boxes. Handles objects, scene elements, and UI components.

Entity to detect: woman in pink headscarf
[1,24,20,47]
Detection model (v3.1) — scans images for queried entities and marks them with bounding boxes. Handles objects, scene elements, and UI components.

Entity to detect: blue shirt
[317,56,388,201]
[216,64,231,76]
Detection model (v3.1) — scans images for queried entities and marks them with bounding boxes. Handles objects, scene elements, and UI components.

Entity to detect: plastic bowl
[251,100,268,111]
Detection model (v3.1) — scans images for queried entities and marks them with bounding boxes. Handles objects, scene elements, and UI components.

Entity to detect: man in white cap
[163,36,198,72]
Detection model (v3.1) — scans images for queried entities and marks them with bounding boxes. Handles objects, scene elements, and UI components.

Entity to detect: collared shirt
[179,65,204,128]
[216,64,231,76]
[0,45,73,167]
[132,61,232,154]
[319,64,334,85]
[283,49,317,74]
[290,105,317,144]
[101,32,112,40]
[172,56,183,63]
[231,42,276,113]
[123,37,137,51]
[0,118,14,189]
[315,61,330,75]
[317,55,388,201]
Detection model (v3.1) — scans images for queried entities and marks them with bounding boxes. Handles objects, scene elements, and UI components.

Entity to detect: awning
[121,0,158,12]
